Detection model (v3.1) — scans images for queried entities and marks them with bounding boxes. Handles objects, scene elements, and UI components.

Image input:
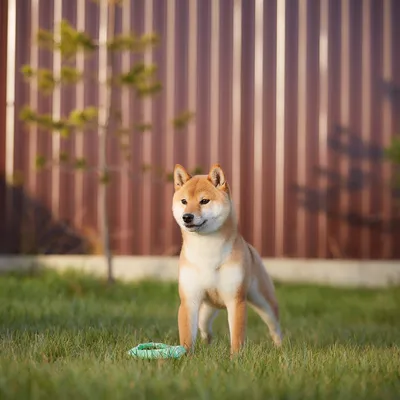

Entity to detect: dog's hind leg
[247,277,282,346]
[198,303,219,344]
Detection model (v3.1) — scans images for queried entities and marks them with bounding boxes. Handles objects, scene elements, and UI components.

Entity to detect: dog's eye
[200,199,210,205]
[181,199,187,205]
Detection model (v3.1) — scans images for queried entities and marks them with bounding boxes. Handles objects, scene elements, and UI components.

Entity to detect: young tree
[20,1,194,283]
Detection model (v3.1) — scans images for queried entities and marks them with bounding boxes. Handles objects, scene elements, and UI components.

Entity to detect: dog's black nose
[182,213,194,224]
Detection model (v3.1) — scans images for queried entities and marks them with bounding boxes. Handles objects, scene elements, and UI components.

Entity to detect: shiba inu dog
[172,163,282,356]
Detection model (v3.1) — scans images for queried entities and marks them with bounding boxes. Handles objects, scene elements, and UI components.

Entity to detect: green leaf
[20,108,70,135]
[60,66,82,84]
[141,164,152,172]
[100,171,111,184]
[37,69,56,93]
[59,152,69,163]
[136,82,162,97]
[115,127,131,136]
[59,20,97,59]
[107,33,138,51]
[37,21,97,58]
[21,65,35,79]
[35,113,54,129]
[139,33,160,47]
[52,120,66,130]
[173,111,195,130]
[68,107,98,127]
[19,106,37,123]
[74,158,87,170]
[91,0,123,5]
[119,63,159,88]
[385,136,400,165]
[119,62,145,85]
[135,122,152,133]
[190,166,203,176]
[107,32,159,52]
[35,155,47,170]
[60,127,71,138]
[37,28,55,50]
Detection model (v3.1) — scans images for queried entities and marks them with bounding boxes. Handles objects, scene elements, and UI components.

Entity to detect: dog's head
[172,164,232,234]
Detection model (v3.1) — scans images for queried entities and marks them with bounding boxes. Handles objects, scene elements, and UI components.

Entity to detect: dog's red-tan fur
[172,164,282,356]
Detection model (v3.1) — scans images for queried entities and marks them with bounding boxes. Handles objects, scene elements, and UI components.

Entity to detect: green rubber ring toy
[127,343,187,360]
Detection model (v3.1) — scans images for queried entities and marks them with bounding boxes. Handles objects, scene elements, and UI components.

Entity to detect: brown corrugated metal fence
[2,0,400,258]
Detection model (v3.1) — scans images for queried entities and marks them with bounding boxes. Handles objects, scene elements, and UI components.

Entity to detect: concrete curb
[1,256,400,287]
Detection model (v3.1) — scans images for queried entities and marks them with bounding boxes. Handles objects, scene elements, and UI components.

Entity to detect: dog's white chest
[179,234,243,304]
[179,262,243,304]
[196,266,218,289]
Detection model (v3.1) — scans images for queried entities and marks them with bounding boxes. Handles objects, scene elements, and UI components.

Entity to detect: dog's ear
[208,164,227,189]
[174,164,192,191]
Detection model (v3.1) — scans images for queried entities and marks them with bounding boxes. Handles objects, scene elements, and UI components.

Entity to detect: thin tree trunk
[98,0,115,284]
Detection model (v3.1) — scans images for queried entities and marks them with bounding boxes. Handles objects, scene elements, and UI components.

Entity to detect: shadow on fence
[293,126,400,234]
[0,174,89,255]
[293,79,400,250]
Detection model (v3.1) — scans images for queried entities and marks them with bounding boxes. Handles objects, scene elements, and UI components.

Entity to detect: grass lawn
[0,269,399,400]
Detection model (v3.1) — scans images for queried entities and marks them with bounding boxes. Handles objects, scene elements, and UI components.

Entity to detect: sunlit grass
[1,269,399,399]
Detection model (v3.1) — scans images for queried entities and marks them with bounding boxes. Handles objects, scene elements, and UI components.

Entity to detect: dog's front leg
[178,268,202,353]
[226,297,247,356]
[178,298,200,352]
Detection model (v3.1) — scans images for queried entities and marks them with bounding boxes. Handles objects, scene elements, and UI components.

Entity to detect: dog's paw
[200,332,213,345]
[272,333,283,347]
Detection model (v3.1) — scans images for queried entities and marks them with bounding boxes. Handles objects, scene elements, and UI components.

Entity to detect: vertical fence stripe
[74,0,85,228]
[164,0,176,251]
[5,0,16,224]
[339,0,350,255]
[297,0,307,257]
[141,0,153,254]
[210,0,220,163]
[382,0,393,257]
[97,0,109,249]
[119,0,131,253]
[253,0,264,251]
[188,0,197,166]
[29,0,39,193]
[97,1,108,154]
[318,0,329,257]
[361,0,371,258]
[231,0,242,220]
[275,0,286,256]
[51,0,62,218]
